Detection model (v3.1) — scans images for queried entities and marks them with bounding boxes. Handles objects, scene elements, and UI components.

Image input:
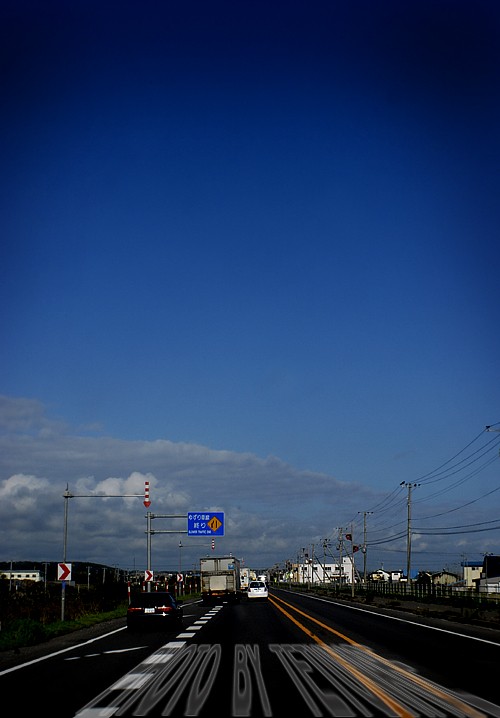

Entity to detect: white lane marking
[104,647,148,655]
[0,605,222,676]
[0,626,127,676]
[286,589,500,646]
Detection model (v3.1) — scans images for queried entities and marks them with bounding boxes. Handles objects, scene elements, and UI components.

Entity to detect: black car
[127,591,183,631]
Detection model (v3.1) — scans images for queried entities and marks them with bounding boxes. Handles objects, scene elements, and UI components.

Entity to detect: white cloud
[1,397,496,574]
[0,397,376,569]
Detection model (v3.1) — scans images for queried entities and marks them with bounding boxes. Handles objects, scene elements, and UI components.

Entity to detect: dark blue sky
[1,2,499,571]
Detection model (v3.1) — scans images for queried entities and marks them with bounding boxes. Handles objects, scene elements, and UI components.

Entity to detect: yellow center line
[269,594,486,718]
[269,595,413,717]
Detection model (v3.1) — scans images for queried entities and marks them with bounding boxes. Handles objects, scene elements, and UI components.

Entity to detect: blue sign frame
[187,511,225,536]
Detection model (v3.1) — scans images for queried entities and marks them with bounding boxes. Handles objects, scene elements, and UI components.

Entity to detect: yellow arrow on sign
[207,516,222,532]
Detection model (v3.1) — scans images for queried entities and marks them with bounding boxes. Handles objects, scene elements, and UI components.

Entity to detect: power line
[416,483,500,521]
[416,435,500,488]
[413,425,499,485]
[414,454,498,504]
[329,422,500,573]
[415,525,500,536]
[365,530,407,547]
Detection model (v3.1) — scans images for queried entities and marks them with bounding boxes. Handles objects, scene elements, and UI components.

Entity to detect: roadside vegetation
[0,607,128,651]
[0,580,199,652]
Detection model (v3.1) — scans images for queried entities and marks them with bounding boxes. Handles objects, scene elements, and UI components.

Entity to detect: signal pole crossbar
[61,486,146,620]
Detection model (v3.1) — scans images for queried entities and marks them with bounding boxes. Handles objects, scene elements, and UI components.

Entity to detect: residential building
[369,569,404,582]
[0,569,44,582]
[461,561,482,588]
[431,570,460,586]
[475,555,500,594]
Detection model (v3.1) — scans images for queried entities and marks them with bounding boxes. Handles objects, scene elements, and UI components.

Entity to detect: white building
[461,561,483,588]
[474,555,500,594]
[292,557,356,585]
[0,569,44,582]
[369,569,404,582]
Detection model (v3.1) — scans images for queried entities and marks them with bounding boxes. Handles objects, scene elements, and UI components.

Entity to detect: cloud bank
[0,395,376,572]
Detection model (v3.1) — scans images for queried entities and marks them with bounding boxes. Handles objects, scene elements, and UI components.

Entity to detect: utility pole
[337,528,343,587]
[358,511,373,583]
[43,562,49,593]
[350,524,355,598]
[322,538,330,585]
[401,482,419,582]
[309,544,314,587]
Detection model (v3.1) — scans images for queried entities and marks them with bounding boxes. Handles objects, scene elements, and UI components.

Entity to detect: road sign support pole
[146,511,152,592]
[61,485,72,621]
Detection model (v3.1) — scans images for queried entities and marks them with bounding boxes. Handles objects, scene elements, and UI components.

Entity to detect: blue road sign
[187,511,224,536]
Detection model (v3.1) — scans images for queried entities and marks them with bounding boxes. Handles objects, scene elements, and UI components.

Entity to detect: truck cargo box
[200,556,242,604]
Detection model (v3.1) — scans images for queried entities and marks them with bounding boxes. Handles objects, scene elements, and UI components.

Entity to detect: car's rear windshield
[131,593,175,607]
[250,581,265,588]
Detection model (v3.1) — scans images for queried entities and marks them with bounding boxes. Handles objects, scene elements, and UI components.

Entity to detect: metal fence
[364,580,500,603]
[290,579,500,609]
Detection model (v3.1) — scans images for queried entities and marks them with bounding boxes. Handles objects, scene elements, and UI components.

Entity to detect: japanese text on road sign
[187,512,224,536]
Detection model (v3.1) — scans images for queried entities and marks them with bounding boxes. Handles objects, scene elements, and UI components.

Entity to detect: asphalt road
[2,588,500,717]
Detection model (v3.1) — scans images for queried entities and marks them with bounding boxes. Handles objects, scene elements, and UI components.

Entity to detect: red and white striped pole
[144,481,151,508]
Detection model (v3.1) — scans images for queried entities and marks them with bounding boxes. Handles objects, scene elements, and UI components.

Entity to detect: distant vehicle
[240,567,255,592]
[247,580,268,600]
[200,556,242,604]
[257,574,268,584]
[126,591,183,631]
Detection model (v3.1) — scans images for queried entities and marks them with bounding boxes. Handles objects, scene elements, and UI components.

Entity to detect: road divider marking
[269,594,486,718]
[269,595,412,718]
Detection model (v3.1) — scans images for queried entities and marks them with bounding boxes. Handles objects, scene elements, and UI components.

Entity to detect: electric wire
[416,482,500,521]
[331,421,500,569]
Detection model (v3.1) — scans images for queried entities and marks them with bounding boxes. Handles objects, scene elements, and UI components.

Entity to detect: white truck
[240,567,256,593]
[200,556,242,604]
